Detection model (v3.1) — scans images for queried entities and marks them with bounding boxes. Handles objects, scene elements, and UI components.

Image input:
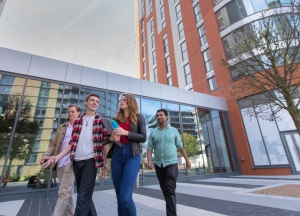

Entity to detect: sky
[0,0,137,77]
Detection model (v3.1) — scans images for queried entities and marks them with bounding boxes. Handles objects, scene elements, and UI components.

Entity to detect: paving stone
[6,176,299,216]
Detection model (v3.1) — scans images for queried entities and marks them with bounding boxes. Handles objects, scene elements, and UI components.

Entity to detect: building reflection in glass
[0,72,237,195]
[140,98,161,182]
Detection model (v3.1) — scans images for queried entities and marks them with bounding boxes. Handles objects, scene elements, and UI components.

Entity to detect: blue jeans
[111,143,140,216]
[73,158,97,216]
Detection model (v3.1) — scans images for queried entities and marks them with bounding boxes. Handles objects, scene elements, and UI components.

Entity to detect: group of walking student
[40,93,191,216]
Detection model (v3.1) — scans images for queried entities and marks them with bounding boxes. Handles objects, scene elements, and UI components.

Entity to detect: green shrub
[10,174,20,182]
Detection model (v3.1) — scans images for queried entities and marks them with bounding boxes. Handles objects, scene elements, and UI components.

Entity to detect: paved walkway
[1,175,300,216]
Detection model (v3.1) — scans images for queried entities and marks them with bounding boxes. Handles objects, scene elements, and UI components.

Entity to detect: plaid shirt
[69,113,109,169]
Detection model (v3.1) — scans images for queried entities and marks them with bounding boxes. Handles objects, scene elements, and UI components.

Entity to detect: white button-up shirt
[57,123,73,168]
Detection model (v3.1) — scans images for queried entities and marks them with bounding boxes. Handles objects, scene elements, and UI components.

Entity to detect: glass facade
[239,95,293,166]
[0,71,237,198]
[222,13,300,79]
[215,0,297,31]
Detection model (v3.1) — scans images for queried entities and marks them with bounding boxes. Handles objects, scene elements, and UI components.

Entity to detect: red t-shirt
[119,119,131,144]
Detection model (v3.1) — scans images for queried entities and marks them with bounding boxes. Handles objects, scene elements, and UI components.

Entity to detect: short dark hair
[85,94,100,102]
[68,104,81,112]
[156,109,168,116]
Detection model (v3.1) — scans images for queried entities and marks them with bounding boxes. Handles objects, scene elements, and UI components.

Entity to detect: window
[153,67,158,82]
[175,4,182,20]
[198,25,207,46]
[41,81,51,87]
[37,99,48,107]
[151,34,155,48]
[141,19,144,31]
[36,109,46,116]
[166,56,171,73]
[203,49,211,62]
[239,95,289,166]
[37,120,44,127]
[168,76,172,86]
[160,0,164,5]
[163,36,169,53]
[26,154,37,165]
[178,22,184,39]
[206,60,213,72]
[208,76,218,91]
[184,64,191,84]
[162,20,166,29]
[141,5,144,16]
[150,19,154,33]
[143,61,146,75]
[203,49,213,72]
[0,86,11,94]
[33,142,40,152]
[0,75,14,84]
[180,41,188,60]
[251,0,268,12]
[142,32,145,44]
[149,0,153,12]
[142,46,146,58]
[40,89,50,97]
[160,5,165,19]
[193,3,202,23]
[214,0,281,31]
[152,50,156,65]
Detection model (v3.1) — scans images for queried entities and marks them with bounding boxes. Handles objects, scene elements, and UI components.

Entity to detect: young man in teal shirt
[147,109,191,216]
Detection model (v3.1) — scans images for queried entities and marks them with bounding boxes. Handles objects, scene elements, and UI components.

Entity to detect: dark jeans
[111,143,140,216]
[73,158,97,216]
[155,163,178,216]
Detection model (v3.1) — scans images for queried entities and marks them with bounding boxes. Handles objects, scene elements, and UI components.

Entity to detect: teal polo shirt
[147,124,183,167]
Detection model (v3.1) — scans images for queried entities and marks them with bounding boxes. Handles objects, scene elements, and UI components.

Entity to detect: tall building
[137,0,300,175]
[0,1,238,201]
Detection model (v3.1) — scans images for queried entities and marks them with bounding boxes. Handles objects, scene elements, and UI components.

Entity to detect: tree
[222,1,300,134]
[0,94,39,186]
[182,133,199,157]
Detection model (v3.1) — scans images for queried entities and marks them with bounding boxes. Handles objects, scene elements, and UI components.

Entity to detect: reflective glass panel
[208,77,218,91]
[162,102,180,130]
[1,78,62,193]
[180,105,203,176]
[106,92,120,119]
[211,111,233,172]
[274,105,296,131]
[140,98,161,182]
[257,105,288,165]
[79,88,106,115]
[200,112,221,174]
[59,85,80,125]
[240,107,270,166]
[0,74,26,189]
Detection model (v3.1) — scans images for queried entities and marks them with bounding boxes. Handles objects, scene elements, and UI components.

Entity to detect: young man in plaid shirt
[42,94,115,216]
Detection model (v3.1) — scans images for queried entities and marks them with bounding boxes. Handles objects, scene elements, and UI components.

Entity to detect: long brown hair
[115,93,139,125]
